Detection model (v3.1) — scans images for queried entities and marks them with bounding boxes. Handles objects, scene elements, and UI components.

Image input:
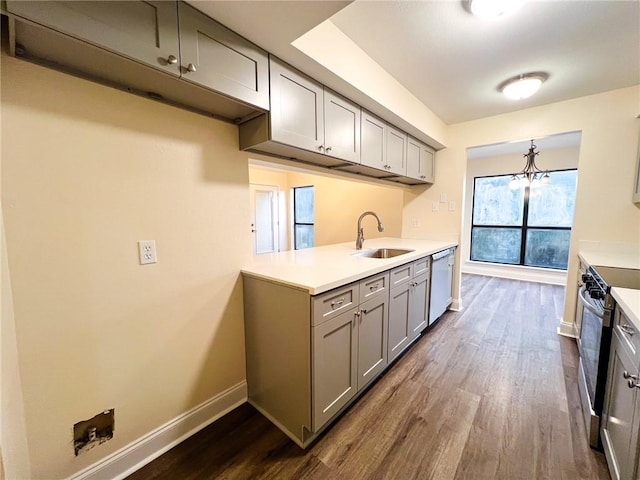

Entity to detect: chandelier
[509,140,550,189]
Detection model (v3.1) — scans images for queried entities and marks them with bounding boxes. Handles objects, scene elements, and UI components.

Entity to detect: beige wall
[402,86,640,330]
[1,55,251,478]
[249,164,404,250]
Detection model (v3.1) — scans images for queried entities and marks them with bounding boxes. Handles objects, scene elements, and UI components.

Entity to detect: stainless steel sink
[353,248,415,259]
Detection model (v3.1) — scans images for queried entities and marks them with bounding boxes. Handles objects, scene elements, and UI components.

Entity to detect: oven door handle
[578,286,604,318]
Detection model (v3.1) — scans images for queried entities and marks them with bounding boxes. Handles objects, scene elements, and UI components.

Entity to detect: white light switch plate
[138,240,157,265]
[449,201,456,211]
[432,202,439,212]
[440,193,448,203]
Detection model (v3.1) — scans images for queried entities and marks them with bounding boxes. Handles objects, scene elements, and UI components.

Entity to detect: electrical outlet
[432,202,439,212]
[410,218,420,228]
[138,240,157,265]
[440,193,448,203]
[449,201,456,211]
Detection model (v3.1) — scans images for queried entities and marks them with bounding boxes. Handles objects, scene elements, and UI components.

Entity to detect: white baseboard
[462,262,567,286]
[449,298,463,312]
[557,318,578,338]
[68,381,247,480]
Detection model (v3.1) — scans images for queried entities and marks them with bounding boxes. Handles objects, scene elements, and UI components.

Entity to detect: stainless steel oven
[577,265,640,449]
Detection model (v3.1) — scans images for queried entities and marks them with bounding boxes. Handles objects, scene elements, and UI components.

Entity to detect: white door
[250,184,279,255]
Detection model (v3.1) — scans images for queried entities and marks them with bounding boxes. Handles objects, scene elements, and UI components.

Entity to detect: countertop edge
[612,287,640,331]
[241,239,458,295]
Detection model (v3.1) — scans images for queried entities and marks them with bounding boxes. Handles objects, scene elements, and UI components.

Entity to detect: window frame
[293,185,315,250]
[470,168,577,269]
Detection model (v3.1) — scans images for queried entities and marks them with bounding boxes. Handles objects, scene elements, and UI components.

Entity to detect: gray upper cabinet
[324,90,361,163]
[361,111,387,170]
[386,125,407,176]
[270,57,324,153]
[6,1,181,76]
[269,58,360,162]
[407,136,435,183]
[178,3,269,110]
[6,0,270,119]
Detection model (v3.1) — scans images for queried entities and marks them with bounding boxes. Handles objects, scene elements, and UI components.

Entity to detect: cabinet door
[178,3,269,110]
[388,283,411,363]
[602,333,639,480]
[361,111,386,170]
[312,309,358,430]
[385,125,407,176]
[270,58,324,152]
[406,137,422,180]
[421,144,436,183]
[357,296,388,390]
[6,0,180,76]
[323,89,361,163]
[409,273,429,340]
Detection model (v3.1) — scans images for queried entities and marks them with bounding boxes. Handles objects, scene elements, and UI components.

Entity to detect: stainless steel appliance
[577,264,640,448]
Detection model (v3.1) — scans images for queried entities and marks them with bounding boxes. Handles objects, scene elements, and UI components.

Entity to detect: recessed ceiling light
[498,72,549,100]
[466,0,523,19]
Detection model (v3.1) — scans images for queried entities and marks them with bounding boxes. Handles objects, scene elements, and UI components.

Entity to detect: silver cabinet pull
[331,298,345,308]
[186,63,197,73]
[370,283,380,291]
[629,379,640,389]
[166,55,178,65]
[317,145,325,152]
[620,324,635,336]
[325,146,332,152]
[623,371,638,380]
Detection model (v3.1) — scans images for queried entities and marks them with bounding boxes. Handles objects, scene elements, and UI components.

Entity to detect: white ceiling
[191,0,639,125]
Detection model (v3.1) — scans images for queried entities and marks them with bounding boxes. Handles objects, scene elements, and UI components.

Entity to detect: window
[293,186,314,249]
[470,169,577,269]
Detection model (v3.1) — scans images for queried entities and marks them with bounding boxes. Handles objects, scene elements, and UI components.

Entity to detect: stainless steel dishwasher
[429,248,454,325]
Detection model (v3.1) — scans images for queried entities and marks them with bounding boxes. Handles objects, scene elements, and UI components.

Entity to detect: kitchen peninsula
[241,237,457,447]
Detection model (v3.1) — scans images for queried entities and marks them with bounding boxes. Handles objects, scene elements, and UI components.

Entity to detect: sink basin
[353,248,415,259]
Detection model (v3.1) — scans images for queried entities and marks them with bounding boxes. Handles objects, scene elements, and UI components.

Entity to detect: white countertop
[242,237,457,295]
[578,244,640,270]
[612,287,640,331]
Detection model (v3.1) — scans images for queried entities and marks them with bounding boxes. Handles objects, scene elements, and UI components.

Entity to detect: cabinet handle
[325,146,332,152]
[623,370,638,380]
[317,145,325,152]
[629,379,640,389]
[186,63,197,73]
[420,175,426,179]
[331,298,345,308]
[360,309,367,315]
[620,324,635,336]
[370,283,380,291]
[166,55,178,65]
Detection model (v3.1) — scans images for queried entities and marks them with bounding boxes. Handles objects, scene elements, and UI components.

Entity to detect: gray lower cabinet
[6,0,270,117]
[406,136,435,184]
[602,308,640,480]
[243,265,415,448]
[388,257,431,363]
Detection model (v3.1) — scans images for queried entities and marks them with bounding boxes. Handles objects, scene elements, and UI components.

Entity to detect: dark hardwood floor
[127,274,610,480]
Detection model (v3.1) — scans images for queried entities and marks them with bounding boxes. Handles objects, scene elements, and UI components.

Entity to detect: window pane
[294,187,314,223]
[525,229,571,269]
[527,170,577,227]
[472,175,524,226]
[295,225,314,249]
[471,227,522,264]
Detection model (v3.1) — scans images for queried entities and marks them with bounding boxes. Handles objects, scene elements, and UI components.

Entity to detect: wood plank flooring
[127,274,610,480]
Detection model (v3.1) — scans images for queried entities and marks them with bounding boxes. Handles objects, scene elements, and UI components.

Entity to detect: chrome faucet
[356,211,384,250]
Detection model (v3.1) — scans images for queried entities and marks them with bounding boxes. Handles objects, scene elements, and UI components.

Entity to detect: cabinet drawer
[614,308,640,362]
[413,256,431,277]
[312,283,359,326]
[390,263,413,287]
[359,272,390,301]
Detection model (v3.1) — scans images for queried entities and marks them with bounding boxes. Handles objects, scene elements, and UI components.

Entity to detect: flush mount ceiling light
[509,139,551,189]
[465,0,523,19]
[498,72,549,100]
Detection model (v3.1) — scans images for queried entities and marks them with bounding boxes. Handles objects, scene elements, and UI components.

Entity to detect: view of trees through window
[293,186,314,249]
[471,169,578,269]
